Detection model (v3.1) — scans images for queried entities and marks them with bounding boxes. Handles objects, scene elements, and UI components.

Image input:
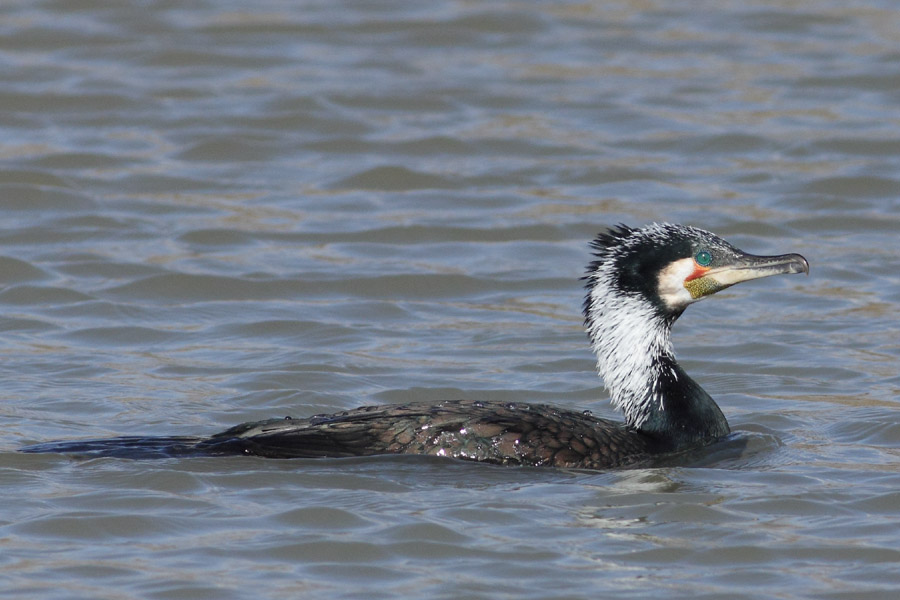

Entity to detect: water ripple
[1,1,899,599]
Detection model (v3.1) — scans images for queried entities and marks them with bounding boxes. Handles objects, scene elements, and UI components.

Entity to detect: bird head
[585,223,809,322]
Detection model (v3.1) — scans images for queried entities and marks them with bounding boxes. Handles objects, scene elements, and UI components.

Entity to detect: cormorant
[22,223,808,468]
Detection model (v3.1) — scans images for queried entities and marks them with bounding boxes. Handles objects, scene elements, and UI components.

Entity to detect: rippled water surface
[2,1,900,598]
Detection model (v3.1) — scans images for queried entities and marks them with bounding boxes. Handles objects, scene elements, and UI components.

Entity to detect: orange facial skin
[685,262,710,282]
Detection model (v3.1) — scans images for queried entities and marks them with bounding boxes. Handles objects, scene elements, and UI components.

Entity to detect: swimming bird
[22,223,808,468]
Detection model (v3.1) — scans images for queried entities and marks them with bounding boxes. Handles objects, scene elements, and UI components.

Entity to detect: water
[2,0,899,598]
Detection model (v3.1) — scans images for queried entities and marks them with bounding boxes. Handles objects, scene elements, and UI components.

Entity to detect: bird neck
[636,355,730,449]
[584,291,729,449]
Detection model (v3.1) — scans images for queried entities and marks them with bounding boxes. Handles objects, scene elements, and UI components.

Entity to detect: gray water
[2,1,899,598]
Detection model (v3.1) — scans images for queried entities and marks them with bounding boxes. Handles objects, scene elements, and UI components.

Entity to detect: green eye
[695,250,712,266]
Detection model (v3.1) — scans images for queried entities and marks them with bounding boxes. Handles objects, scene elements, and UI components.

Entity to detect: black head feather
[583,223,742,321]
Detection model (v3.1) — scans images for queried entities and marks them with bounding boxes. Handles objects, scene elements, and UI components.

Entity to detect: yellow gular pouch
[684,273,723,299]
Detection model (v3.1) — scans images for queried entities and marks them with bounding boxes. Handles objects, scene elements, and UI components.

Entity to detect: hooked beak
[684,252,809,299]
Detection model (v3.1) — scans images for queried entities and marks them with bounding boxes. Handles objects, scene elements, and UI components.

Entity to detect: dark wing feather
[197,400,659,469]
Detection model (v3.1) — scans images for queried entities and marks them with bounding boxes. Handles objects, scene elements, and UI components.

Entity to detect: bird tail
[19,435,225,459]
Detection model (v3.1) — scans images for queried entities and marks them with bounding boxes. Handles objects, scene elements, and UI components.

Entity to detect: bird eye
[695,250,712,266]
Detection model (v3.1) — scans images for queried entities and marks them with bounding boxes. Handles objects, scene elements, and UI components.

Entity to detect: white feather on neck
[584,266,674,430]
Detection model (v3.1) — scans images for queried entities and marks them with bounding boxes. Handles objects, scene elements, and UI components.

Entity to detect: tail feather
[20,436,210,459]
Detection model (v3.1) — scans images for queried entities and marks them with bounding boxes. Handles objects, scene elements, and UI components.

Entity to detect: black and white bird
[23,223,808,469]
